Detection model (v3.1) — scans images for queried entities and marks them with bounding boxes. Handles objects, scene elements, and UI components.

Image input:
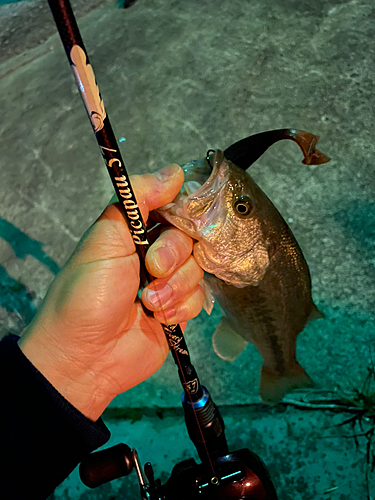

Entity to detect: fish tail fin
[259,362,314,404]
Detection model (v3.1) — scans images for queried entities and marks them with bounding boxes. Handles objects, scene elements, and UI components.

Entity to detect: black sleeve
[0,334,111,500]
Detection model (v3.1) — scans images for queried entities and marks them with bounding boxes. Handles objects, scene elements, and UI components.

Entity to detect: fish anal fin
[212,318,248,361]
[307,303,325,323]
[259,362,314,404]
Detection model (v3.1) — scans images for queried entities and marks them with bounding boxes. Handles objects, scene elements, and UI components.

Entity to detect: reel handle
[79,443,134,488]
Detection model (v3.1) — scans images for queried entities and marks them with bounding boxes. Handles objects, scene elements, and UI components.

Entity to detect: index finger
[121,164,184,222]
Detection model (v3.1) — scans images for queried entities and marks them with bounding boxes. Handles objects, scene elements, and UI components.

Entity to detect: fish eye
[234,197,252,216]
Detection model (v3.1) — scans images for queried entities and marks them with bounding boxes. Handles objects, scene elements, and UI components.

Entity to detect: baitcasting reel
[80,443,278,499]
[80,386,277,500]
[80,387,278,500]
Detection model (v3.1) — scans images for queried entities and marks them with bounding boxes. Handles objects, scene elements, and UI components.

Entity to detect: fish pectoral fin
[200,278,215,315]
[259,362,315,405]
[212,318,248,361]
[307,303,325,323]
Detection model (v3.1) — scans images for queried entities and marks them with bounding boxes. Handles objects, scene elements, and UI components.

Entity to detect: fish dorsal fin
[212,317,248,361]
[307,303,325,323]
[200,278,215,315]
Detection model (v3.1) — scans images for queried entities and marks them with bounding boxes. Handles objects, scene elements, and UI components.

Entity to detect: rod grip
[79,443,134,488]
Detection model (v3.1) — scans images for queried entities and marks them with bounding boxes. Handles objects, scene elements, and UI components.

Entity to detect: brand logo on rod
[184,378,199,395]
[70,45,106,132]
[114,174,149,246]
[164,324,188,355]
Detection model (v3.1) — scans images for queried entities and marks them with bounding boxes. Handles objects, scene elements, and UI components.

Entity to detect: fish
[157,129,329,403]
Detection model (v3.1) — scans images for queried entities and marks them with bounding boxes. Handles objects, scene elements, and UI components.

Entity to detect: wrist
[19,331,114,421]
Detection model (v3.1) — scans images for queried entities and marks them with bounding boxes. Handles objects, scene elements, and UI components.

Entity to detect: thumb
[129,164,184,221]
[66,164,184,265]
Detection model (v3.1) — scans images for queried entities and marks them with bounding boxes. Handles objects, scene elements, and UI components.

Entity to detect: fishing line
[47,0,218,479]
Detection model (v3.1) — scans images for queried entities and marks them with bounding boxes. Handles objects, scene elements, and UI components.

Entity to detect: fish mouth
[158,151,227,236]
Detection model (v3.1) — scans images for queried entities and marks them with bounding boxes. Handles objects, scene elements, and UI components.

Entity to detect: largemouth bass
[158,129,329,403]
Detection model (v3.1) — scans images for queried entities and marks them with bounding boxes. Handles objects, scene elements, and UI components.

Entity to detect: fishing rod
[46,0,278,498]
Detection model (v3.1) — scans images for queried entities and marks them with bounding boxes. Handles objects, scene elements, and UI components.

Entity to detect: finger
[153,285,205,325]
[142,255,204,311]
[107,163,183,219]
[122,164,184,221]
[145,228,194,278]
[67,164,184,265]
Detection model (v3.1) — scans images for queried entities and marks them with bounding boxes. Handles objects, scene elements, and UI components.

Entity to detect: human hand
[19,164,204,421]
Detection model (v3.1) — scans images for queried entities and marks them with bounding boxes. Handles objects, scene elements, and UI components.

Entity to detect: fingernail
[158,305,177,325]
[153,164,180,183]
[153,245,176,275]
[146,284,173,307]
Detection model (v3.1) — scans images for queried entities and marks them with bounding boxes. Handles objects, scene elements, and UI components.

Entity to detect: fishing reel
[80,444,277,500]
[79,387,278,499]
